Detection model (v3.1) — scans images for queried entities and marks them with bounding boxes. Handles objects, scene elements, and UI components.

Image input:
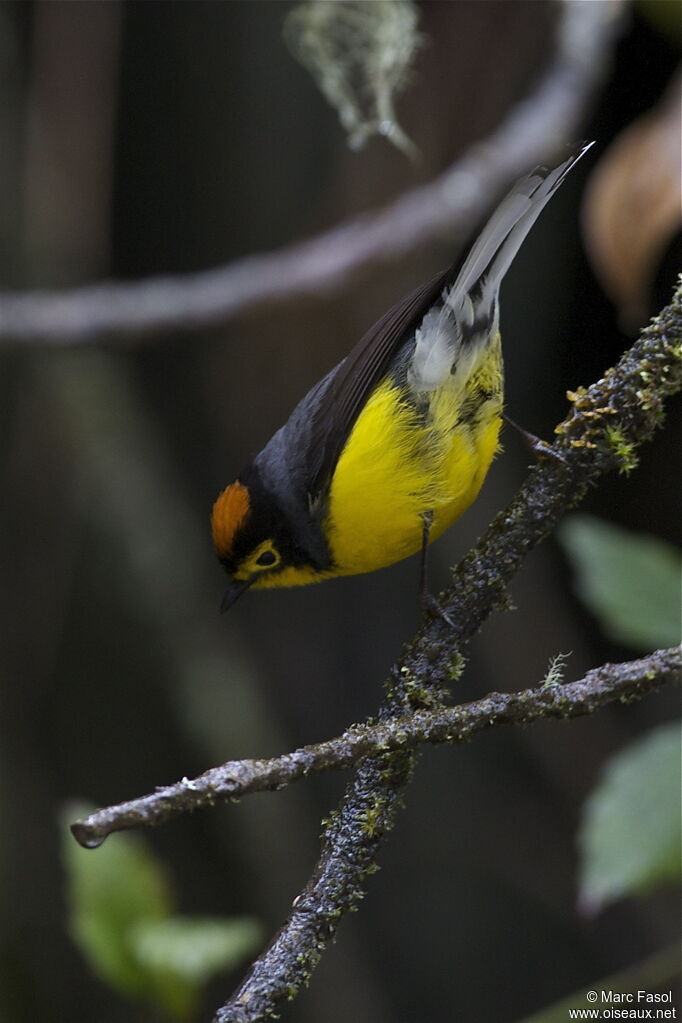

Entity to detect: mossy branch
[71,647,680,849]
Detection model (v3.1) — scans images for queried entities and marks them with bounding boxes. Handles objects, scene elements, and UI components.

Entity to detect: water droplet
[81,834,105,849]
[70,822,105,849]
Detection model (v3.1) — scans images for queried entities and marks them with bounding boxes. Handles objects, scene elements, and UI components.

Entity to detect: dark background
[0,2,679,1021]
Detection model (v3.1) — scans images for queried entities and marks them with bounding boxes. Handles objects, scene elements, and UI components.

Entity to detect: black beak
[220,576,255,614]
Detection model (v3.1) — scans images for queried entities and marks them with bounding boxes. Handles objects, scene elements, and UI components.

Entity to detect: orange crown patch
[211,481,250,558]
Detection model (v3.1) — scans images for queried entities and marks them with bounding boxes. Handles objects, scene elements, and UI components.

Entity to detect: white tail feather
[408,143,593,394]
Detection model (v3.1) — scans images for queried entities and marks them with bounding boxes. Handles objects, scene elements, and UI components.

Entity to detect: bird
[211,143,592,614]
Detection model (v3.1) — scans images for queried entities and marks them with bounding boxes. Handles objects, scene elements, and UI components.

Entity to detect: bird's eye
[256,549,277,567]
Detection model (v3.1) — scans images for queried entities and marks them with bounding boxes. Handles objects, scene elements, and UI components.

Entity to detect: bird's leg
[419,510,455,627]
[503,413,568,466]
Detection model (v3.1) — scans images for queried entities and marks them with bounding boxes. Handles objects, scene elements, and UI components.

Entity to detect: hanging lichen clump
[285,0,422,157]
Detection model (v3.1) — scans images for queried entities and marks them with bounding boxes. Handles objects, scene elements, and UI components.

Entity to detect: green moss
[360,795,386,838]
[319,808,339,836]
[448,652,466,681]
[605,424,639,474]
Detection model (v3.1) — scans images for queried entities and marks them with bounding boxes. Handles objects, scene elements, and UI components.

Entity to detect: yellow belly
[325,370,502,577]
[253,338,502,589]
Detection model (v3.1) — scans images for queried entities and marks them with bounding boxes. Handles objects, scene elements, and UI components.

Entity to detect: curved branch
[0,0,623,345]
[71,647,681,849]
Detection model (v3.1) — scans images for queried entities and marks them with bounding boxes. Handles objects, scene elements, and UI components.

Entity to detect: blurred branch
[70,281,682,1022]
[0,0,624,345]
[71,646,681,849]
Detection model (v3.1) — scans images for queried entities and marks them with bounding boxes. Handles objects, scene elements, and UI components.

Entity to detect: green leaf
[129,915,264,1019]
[578,722,682,913]
[559,515,681,650]
[62,803,173,1000]
[63,806,264,1020]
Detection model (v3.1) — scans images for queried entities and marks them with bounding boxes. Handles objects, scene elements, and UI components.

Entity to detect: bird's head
[211,470,329,611]
[211,476,285,610]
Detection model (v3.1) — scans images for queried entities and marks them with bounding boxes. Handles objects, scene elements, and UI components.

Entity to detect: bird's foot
[420,590,456,628]
[503,414,568,467]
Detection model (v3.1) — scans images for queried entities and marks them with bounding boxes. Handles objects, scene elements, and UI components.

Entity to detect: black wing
[304,143,593,507]
[305,263,457,504]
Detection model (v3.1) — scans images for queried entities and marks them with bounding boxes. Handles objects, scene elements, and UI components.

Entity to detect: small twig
[70,273,682,850]
[71,647,681,849]
[0,0,622,345]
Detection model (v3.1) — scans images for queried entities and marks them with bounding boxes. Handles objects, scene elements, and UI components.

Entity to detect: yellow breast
[325,346,502,576]
[252,337,502,589]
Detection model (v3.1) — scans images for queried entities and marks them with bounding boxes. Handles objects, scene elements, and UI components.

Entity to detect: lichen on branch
[71,647,680,850]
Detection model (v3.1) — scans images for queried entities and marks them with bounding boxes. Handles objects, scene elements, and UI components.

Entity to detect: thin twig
[71,647,681,849]
[0,0,623,345]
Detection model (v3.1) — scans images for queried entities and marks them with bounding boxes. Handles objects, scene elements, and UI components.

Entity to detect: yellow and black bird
[212,145,591,612]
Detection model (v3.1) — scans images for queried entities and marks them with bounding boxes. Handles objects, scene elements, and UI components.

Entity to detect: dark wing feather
[305,263,457,504]
[305,142,593,507]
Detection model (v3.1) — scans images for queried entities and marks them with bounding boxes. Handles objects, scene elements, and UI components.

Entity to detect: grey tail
[447,142,594,330]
